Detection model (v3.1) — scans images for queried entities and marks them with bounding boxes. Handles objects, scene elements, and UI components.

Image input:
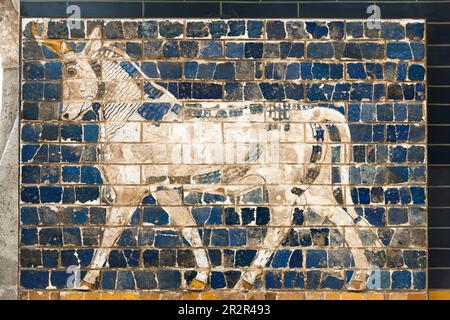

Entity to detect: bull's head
[38,26,103,120]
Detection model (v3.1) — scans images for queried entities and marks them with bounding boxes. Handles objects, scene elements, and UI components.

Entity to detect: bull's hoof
[346,272,367,291]
[74,280,96,291]
[235,279,254,291]
[346,279,366,291]
[189,279,207,290]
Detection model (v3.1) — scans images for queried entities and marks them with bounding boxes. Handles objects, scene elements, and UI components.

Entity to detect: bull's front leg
[80,186,149,289]
[235,205,294,290]
[153,188,211,290]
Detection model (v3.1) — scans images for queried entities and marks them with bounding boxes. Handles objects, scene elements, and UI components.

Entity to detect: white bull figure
[40,26,383,291]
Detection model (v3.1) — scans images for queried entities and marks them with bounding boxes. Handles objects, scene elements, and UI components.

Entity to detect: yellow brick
[245,292,266,300]
[60,292,84,300]
[366,293,386,300]
[407,293,427,300]
[183,292,201,300]
[430,290,450,300]
[141,292,161,300]
[305,292,324,300]
[19,292,29,300]
[201,292,221,300]
[324,292,341,300]
[277,292,306,300]
[27,291,54,300]
[160,292,183,300]
[102,291,140,300]
[340,292,365,300]
[264,292,277,300]
[388,293,408,300]
[222,291,245,300]
[83,291,102,300]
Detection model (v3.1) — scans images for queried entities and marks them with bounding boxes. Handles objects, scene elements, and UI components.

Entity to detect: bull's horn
[39,40,72,56]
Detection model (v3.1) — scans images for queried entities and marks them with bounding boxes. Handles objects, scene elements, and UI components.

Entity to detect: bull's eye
[65,63,78,78]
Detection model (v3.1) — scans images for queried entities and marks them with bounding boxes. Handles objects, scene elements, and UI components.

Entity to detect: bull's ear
[82,26,102,57]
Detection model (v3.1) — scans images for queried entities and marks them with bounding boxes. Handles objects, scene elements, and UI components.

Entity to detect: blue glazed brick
[211,228,229,246]
[259,82,285,101]
[359,42,385,59]
[392,270,412,289]
[22,102,39,120]
[62,166,80,183]
[39,186,62,203]
[364,207,386,227]
[39,228,62,246]
[117,271,136,290]
[156,270,181,289]
[306,21,328,39]
[208,21,227,39]
[228,20,245,37]
[21,207,39,225]
[75,187,99,203]
[102,271,117,289]
[404,250,426,268]
[63,227,82,245]
[83,124,99,142]
[143,207,169,225]
[41,124,58,141]
[42,249,58,268]
[186,21,208,38]
[271,250,291,268]
[154,230,181,248]
[346,22,363,38]
[143,249,159,267]
[321,273,345,289]
[21,227,38,245]
[307,42,334,59]
[280,42,304,59]
[229,229,247,246]
[245,42,263,59]
[138,21,158,38]
[347,63,366,79]
[306,250,327,268]
[413,271,426,289]
[265,271,282,289]
[157,62,182,79]
[225,42,244,58]
[381,23,405,39]
[406,23,424,40]
[266,21,286,39]
[235,249,257,267]
[159,21,183,39]
[199,41,223,58]
[44,62,62,80]
[135,271,157,289]
[306,270,321,289]
[408,64,425,81]
[61,124,82,142]
[80,166,103,184]
[20,270,49,289]
[192,83,222,99]
[211,271,226,289]
[284,271,304,289]
[24,62,44,80]
[247,20,263,38]
[388,208,409,225]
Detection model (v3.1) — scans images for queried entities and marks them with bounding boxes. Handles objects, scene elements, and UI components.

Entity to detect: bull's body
[54,27,382,291]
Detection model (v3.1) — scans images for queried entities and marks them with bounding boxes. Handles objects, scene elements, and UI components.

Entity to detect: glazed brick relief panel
[19,19,427,298]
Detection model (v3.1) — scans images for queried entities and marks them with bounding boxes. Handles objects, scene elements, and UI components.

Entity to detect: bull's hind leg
[235,206,293,290]
[154,188,210,290]
[310,204,383,291]
[80,186,149,289]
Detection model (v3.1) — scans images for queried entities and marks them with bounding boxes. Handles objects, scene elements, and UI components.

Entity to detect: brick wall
[19,18,427,299]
